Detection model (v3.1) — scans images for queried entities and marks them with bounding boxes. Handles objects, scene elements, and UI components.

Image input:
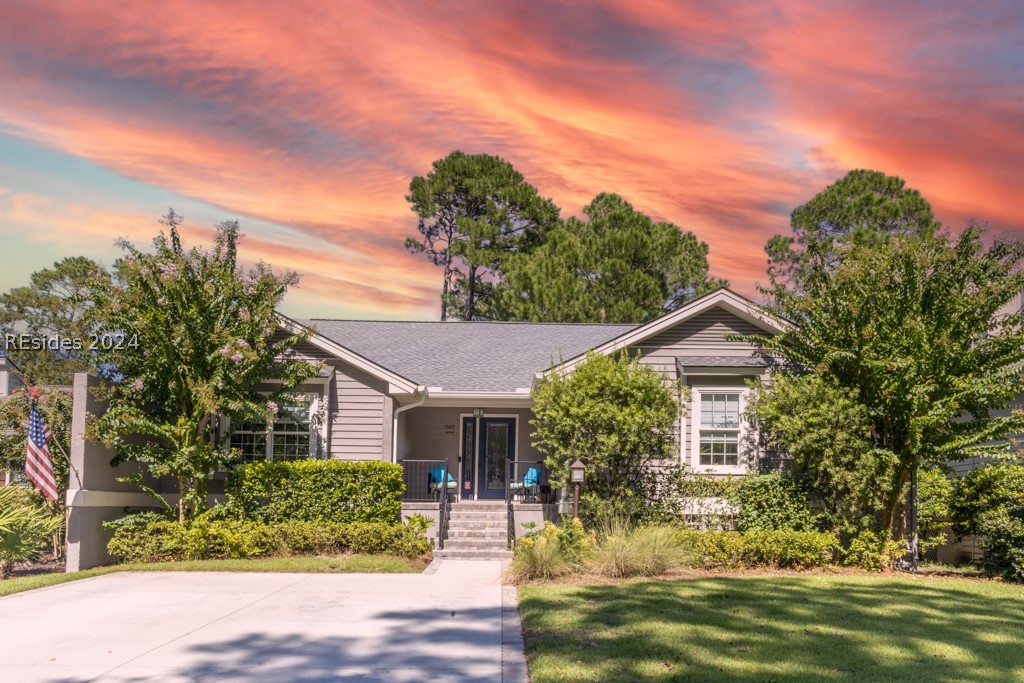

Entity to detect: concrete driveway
[0,560,527,682]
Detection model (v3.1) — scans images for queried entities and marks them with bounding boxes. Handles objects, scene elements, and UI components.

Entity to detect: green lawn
[519,574,1024,682]
[0,554,419,599]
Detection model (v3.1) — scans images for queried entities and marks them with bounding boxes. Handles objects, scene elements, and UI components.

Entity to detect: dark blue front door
[476,417,516,499]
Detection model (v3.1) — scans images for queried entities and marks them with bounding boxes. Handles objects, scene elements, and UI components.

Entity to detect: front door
[471,417,516,500]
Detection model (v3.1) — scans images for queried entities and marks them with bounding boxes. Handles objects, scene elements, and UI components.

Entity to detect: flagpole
[8,365,82,490]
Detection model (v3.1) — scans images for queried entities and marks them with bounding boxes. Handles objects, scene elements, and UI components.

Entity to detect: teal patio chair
[428,465,457,500]
[510,467,542,502]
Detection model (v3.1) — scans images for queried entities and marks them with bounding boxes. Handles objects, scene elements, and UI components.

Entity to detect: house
[65,288,785,567]
[270,288,782,554]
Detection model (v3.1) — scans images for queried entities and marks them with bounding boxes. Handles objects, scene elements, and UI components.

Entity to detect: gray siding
[287,340,392,461]
[627,306,770,471]
[328,359,391,460]
[633,306,766,378]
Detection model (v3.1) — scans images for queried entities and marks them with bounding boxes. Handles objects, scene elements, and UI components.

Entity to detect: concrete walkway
[0,560,528,682]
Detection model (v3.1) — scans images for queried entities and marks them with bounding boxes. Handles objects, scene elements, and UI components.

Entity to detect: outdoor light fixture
[570,459,585,519]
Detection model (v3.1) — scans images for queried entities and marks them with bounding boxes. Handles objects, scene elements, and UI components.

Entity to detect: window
[698,392,740,466]
[229,393,320,462]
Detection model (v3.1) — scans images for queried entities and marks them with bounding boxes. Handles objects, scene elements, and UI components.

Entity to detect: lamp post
[570,459,585,520]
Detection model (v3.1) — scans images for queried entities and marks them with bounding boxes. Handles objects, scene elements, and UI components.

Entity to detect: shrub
[741,530,839,569]
[107,517,431,563]
[179,515,283,560]
[733,475,814,532]
[981,509,1024,582]
[678,529,839,570]
[588,522,690,578]
[510,532,570,583]
[843,530,905,571]
[510,519,594,583]
[226,459,403,525]
[678,530,746,569]
[646,465,737,528]
[917,466,953,557]
[950,461,1024,538]
[106,516,184,563]
[0,487,63,578]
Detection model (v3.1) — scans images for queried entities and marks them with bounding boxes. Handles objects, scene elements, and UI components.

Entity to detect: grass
[519,574,1024,682]
[0,554,420,599]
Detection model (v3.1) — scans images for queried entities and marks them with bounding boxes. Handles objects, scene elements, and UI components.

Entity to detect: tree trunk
[177,475,186,524]
[901,465,920,572]
[441,264,450,321]
[465,266,477,320]
[881,466,910,538]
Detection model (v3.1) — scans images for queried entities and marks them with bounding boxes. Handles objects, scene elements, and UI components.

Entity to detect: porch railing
[504,460,557,505]
[400,459,453,551]
[401,459,454,502]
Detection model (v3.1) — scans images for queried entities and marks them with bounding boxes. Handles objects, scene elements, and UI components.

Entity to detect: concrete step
[449,511,507,521]
[446,528,508,539]
[444,538,509,550]
[446,528,505,536]
[434,548,513,560]
[450,502,508,511]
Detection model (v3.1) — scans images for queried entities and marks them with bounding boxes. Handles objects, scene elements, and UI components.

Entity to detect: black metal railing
[504,460,556,505]
[401,459,456,502]
[438,478,451,551]
[400,459,454,551]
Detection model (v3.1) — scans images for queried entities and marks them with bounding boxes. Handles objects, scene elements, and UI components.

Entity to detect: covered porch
[393,405,562,544]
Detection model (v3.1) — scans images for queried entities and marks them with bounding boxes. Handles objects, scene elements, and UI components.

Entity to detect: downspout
[391,386,428,464]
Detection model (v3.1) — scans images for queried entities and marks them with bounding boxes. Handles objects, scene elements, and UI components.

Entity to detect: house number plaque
[444,424,456,434]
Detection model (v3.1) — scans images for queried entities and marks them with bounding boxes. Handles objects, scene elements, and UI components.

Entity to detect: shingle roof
[301,319,635,392]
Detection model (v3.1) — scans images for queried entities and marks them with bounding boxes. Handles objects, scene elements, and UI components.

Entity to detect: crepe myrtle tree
[744,214,1024,561]
[531,350,683,521]
[89,210,319,523]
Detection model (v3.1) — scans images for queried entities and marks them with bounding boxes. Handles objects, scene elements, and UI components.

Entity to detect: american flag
[25,403,57,502]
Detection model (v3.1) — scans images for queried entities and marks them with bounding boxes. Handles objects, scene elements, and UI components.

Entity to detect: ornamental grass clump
[587,519,691,578]
[509,518,592,583]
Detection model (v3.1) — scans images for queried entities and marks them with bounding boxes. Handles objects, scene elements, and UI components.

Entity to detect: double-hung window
[698,392,740,466]
[229,392,321,462]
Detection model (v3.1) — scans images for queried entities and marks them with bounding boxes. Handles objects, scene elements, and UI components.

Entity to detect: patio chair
[428,465,457,500]
[509,467,542,503]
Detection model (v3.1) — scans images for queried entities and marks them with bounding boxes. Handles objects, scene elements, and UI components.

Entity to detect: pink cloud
[0,0,1019,312]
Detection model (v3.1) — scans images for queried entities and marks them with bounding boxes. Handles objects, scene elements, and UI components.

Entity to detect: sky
[0,1,1021,320]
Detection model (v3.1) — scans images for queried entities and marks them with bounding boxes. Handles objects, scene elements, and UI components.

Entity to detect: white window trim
[689,386,748,474]
[227,390,326,462]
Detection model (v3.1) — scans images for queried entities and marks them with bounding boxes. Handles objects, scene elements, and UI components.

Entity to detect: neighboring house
[0,352,24,398]
[0,353,24,486]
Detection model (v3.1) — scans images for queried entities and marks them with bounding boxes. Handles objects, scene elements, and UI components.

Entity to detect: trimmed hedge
[679,529,840,570]
[226,459,403,525]
[107,516,431,563]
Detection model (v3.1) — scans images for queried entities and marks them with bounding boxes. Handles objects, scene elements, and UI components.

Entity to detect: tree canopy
[497,194,726,323]
[0,256,111,384]
[531,350,683,521]
[745,171,1024,553]
[89,210,319,522]
[765,169,939,297]
[405,151,560,320]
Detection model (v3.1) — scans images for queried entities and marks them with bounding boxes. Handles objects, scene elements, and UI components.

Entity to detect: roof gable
[544,288,787,377]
